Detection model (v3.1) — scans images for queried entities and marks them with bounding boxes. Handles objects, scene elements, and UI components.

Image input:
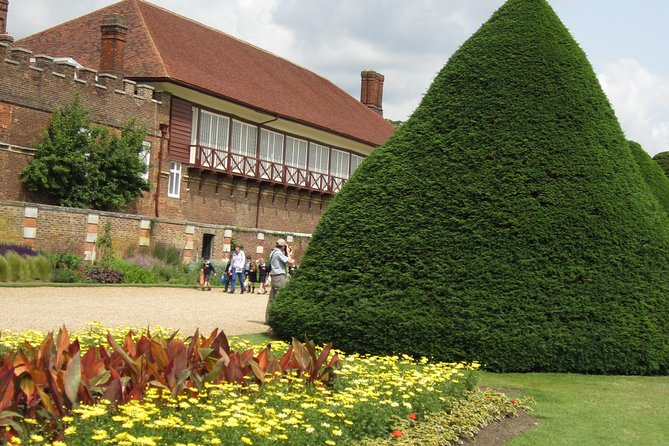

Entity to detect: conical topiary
[629,140,669,216]
[269,0,669,374]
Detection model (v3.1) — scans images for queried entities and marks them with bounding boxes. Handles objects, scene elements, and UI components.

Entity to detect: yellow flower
[90,429,108,441]
[241,437,253,445]
[325,441,336,446]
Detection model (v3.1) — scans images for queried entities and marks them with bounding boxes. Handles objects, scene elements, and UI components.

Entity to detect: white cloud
[598,58,669,156]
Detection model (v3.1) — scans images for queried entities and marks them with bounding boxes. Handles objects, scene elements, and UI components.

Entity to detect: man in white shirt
[228,245,246,294]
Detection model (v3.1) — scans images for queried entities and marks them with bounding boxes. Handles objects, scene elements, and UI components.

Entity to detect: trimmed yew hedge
[269,0,669,374]
[630,141,669,215]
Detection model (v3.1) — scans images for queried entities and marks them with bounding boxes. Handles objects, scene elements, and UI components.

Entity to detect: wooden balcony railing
[190,145,347,194]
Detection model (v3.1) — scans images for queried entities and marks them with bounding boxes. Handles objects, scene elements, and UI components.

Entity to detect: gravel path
[0,287,270,335]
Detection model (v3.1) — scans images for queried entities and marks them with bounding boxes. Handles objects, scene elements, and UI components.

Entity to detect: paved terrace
[0,287,269,335]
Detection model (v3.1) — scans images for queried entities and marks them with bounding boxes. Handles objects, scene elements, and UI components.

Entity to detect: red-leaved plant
[0,326,340,442]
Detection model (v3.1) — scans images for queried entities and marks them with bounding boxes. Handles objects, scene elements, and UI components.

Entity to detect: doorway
[202,234,214,260]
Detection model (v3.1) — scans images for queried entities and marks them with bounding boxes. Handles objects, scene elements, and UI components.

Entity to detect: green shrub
[109,258,160,284]
[269,0,669,374]
[0,256,8,282]
[46,251,83,270]
[152,242,182,267]
[52,268,80,283]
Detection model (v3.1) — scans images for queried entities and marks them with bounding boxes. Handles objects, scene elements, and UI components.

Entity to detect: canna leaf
[36,387,59,418]
[248,360,265,382]
[106,332,140,377]
[63,352,81,405]
[18,375,35,401]
[291,338,313,372]
[198,348,214,361]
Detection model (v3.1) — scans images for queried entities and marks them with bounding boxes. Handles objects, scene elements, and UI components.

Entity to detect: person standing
[257,257,268,294]
[265,238,294,323]
[248,258,257,293]
[229,245,246,294]
[201,259,215,291]
[220,257,232,292]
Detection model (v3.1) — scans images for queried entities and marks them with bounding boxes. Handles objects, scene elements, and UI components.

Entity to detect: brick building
[0,0,394,262]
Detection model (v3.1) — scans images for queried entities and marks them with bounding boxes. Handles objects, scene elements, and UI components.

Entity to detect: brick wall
[158,173,331,235]
[0,200,311,264]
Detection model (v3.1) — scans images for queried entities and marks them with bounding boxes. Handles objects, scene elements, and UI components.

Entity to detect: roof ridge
[133,0,168,77]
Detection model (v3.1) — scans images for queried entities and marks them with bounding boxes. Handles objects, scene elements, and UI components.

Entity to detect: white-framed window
[140,141,151,181]
[308,142,329,191]
[309,143,329,174]
[285,136,308,186]
[330,148,350,179]
[350,154,364,175]
[259,128,284,181]
[168,161,182,198]
[199,110,230,170]
[231,120,258,175]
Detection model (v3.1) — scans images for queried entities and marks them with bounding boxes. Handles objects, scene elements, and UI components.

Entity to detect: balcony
[189,145,347,194]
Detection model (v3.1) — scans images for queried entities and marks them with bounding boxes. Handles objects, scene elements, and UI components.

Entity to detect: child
[201,259,215,291]
[248,259,257,293]
[257,257,268,294]
[220,258,232,292]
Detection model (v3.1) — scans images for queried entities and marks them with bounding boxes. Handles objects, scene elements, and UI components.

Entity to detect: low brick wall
[0,200,311,263]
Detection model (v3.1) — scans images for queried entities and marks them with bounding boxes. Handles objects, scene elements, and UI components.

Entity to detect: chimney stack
[99,14,128,77]
[0,0,14,44]
[360,70,384,117]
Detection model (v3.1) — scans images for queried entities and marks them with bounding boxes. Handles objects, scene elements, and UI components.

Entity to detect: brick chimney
[360,70,384,116]
[99,14,128,77]
[0,0,14,44]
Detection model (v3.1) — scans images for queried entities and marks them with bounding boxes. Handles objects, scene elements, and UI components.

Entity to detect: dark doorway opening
[202,234,214,260]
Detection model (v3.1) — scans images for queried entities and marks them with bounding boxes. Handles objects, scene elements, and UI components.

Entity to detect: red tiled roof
[16,0,394,146]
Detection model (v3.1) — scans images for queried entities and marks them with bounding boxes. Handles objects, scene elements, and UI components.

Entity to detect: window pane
[285,137,307,168]
[350,154,364,175]
[309,143,329,174]
[168,161,181,198]
[260,129,284,162]
[330,149,350,179]
[140,141,151,181]
[199,110,229,150]
[260,129,284,181]
[231,120,258,175]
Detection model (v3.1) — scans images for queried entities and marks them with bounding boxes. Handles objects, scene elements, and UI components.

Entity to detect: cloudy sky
[7,0,669,155]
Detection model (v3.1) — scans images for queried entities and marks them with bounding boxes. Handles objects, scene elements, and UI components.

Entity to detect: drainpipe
[154,123,169,217]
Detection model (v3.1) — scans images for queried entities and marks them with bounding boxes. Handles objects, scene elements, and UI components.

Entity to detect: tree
[21,97,149,211]
[268,0,669,374]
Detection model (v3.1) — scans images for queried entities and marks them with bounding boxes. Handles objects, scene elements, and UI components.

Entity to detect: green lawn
[479,372,669,445]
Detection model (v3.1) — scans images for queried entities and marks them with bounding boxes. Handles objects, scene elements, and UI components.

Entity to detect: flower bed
[0,325,526,445]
